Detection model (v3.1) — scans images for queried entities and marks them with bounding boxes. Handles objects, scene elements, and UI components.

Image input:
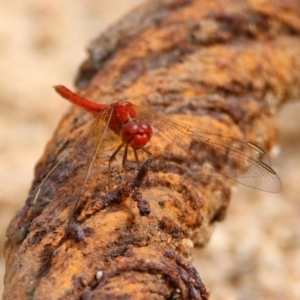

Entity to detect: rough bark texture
[4,0,300,299]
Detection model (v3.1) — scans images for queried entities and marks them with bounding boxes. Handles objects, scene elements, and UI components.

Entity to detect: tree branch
[4,0,300,299]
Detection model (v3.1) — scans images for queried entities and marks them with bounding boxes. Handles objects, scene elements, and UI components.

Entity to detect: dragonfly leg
[133,149,139,163]
[123,147,153,185]
[124,147,151,169]
[122,145,138,183]
[141,147,152,159]
[122,145,129,171]
[121,148,139,170]
[108,143,124,189]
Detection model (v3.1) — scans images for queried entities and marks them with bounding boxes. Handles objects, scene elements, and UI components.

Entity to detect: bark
[4,0,300,299]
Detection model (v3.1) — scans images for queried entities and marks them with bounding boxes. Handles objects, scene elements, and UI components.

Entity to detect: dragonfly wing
[32,106,113,223]
[134,105,281,193]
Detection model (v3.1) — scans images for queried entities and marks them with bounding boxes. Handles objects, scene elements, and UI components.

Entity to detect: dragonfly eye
[121,121,152,149]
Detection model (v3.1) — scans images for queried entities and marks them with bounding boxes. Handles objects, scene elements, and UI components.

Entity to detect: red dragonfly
[33,86,281,225]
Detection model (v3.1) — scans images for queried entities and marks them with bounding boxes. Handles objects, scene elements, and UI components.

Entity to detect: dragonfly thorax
[108,102,137,134]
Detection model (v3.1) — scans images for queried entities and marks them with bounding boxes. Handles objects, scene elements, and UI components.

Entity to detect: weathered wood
[4,0,300,299]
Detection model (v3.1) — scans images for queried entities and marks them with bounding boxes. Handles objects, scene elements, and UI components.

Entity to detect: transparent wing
[32,106,114,223]
[134,104,281,193]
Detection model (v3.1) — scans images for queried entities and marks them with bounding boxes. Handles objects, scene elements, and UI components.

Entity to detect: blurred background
[0,1,299,299]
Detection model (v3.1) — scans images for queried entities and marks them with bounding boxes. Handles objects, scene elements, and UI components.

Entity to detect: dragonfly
[33,86,281,228]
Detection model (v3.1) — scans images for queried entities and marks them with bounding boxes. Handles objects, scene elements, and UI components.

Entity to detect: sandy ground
[0,1,299,299]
